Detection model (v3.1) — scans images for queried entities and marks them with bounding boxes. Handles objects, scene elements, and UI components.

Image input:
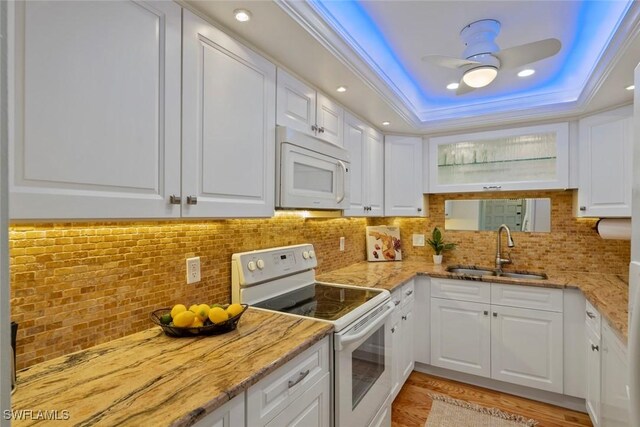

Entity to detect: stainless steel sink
[446,266,547,280]
[499,271,548,280]
[446,267,496,277]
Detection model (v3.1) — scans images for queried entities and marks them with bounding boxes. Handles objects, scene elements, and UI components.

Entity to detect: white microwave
[276,126,350,210]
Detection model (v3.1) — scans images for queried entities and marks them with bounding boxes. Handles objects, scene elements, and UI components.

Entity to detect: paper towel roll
[596,218,632,240]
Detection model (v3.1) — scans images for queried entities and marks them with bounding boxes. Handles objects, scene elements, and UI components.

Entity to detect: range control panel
[231,244,317,287]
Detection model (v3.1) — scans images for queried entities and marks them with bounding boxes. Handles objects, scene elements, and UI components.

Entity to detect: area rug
[425,393,539,427]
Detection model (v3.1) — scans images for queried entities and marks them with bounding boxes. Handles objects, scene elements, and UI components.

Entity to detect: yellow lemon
[188,304,199,313]
[173,310,196,327]
[208,307,229,324]
[194,304,210,321]
[226,303,244,318]
[170,304,187,319]
[191,317,204,328]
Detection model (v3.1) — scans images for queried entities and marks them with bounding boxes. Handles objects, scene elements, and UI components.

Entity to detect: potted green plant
[427,227,456,265]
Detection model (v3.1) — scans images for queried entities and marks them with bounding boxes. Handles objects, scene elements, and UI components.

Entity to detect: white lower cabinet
[390,280,415,399]
[413,277,431,365]
[192,393,245,427]
[585,325,602,426]
[247,337,330,427]
[430,298,491,377]
[601,322,630,427]
[429,279,564,393]
[490,305,563,393]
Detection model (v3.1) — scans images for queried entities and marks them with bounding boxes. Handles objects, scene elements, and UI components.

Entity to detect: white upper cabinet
[182,10,276,218]
[385,136,425,216]
[277,69,343,146]
[428,123,569,193]
[343,112,383,216]
[9,1,182,219]
[577,105,633,218]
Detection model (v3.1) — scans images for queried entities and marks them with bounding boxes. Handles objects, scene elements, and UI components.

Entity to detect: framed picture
[366,226,402,261]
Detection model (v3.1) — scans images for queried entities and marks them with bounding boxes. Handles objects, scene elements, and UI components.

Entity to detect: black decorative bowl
[150,304,249,337]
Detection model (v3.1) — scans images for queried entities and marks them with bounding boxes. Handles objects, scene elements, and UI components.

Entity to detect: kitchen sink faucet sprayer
[495,224,515,274]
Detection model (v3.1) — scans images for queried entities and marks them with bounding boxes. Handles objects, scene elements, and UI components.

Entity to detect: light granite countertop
[317,260,629,341]
[11,309,332,427]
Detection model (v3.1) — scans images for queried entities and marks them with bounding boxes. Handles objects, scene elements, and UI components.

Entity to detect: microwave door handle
[336,160,347,204]
[335,302,394,350]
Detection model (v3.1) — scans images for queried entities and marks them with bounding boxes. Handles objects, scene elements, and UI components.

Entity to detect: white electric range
[231,244,393,427]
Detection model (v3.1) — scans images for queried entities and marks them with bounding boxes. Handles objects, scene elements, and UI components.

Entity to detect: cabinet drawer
[402,280,415,305]
[585,300,601,337]
[247,337,330,427]
[430,278,490,303]
[491,283,563,312]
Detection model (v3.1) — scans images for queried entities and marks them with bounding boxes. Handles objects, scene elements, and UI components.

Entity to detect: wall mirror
[444,198,551,232]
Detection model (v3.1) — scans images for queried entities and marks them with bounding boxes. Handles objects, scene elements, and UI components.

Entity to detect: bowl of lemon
[150,303,248,337]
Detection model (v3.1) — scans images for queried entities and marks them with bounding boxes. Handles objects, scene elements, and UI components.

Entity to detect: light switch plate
[186,257,201,284]
[412,234,425,247]
[339,237,345,251]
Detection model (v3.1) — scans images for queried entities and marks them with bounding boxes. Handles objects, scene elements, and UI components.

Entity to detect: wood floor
[391,371,593,427]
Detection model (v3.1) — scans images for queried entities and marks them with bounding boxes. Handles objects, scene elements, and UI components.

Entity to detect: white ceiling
[186,0,640,135]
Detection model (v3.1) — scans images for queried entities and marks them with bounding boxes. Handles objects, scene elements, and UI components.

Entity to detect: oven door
[279,142,350,209]
[334,302,394,427]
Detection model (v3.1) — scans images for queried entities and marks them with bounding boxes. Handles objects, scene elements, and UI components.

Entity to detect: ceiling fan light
[462,66,498,88]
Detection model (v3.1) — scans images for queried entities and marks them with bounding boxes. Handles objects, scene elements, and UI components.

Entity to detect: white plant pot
[433,255,443,265]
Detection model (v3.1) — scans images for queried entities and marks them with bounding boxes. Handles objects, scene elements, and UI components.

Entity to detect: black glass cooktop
[253,283,382,321]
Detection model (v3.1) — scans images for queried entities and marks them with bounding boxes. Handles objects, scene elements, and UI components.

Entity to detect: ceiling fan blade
[456,79,476,96]
[495,38,561,69]
[422,55,480,69]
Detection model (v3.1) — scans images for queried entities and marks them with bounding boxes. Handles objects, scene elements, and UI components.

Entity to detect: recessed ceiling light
[446,83,459,90]
[233,9,252,22]
[517,69,536,77]
[626,84,635,91]
[382,121,390,126]
[336,86,347,93]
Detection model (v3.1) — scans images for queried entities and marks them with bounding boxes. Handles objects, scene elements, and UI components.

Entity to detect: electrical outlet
[339,237,345,251]
[186,257,201,284]
[412,234,425,247]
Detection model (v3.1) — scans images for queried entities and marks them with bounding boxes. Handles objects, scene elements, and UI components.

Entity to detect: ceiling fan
[422,19,561,95]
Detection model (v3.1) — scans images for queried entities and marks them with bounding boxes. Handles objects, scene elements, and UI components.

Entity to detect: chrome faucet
[495,224,515,274]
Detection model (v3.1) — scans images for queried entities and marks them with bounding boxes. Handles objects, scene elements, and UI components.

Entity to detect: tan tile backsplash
[10,215,367,369]
[10,190,630,369]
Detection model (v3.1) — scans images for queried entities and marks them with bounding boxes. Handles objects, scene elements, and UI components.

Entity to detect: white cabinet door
[192,393,245,427]
[276,68,316,137]
[389,315,402,399]
[586,326,602,427]
[366,128,385,216]
[490,305,563,393]
[343,113,383,217]
[413,277,431,365]
[601,322,629,427]
[400,301,415,383]
[577,105,633,217]
[264,374,330,427]
[182,10,276,218]
[430,298,491,377]
[384,136,424,217]
[10,1,181,219]
[316,93,343,147]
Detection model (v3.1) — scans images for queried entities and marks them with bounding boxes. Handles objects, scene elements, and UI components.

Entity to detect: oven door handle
[335,302,394,350]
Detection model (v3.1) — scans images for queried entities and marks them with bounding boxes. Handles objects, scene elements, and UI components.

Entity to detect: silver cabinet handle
[586,311,596,319]
[493,312,498,317]
[169,195,181,204]
[186,196,198,205]
[311,124,318,132]
[391,326,397,333]
[394,300,401,306]
[336,161,347,204]
[580,206,587,211]
[417,207,422,212]
[483,185,502,190]
[405,289,413,296]
[319,127,325,133]
[288,369,310,388]
[484,311,489,316]
[402,315,407,320]
[591,344,599,352]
